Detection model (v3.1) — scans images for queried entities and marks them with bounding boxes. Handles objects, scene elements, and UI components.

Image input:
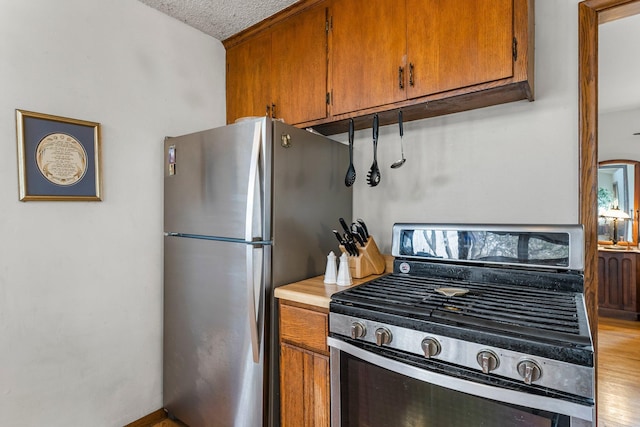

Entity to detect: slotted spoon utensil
[345,118,356,187]
[366,114,381,187]
[391,110,406,169]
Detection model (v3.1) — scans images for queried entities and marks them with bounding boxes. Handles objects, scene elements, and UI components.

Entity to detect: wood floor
[598,316,640,427]
[150,422,181,427]
[148,317,640,427]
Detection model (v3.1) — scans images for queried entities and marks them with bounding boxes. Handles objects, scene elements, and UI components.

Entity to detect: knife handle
[351,224,365,246]
[344,232,357,256]
[333,229,356,256]
[352,223,366,243]
[347,242,358,257]
[357,219,369,239]
[339,217,352,236]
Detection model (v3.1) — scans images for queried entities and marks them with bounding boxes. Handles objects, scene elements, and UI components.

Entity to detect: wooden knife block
[339,236,386,279]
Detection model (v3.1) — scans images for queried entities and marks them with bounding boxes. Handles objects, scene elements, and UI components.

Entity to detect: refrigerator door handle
[246,244,262,363]
[246,121,263,364]
[245,121,262,242]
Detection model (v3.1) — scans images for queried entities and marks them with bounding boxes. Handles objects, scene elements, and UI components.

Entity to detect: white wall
[0,1,225,426]
[598,12,640,163]
[345,0,581,252]
[598,13,640,114]
[599,107,640,161]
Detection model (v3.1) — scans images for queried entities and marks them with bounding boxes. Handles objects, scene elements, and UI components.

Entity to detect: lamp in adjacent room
[601,207,631,245]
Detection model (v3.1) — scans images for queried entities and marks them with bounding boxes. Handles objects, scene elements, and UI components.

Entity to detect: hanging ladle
[391,110,406,169]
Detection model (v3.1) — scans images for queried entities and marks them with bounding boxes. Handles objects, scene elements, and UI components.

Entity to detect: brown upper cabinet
[226,31,272,124]
[225,1,329,125]
[329,1,407,116]
[406,0,514,98]
[271,3,328,125]
[330,0,514,114]
[224,0,533,134]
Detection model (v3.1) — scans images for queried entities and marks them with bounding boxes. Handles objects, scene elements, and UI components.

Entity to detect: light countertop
[598,245,640,253]
[274,255,394,309]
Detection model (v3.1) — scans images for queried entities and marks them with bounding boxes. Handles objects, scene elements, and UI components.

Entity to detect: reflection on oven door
[329,338,594,427]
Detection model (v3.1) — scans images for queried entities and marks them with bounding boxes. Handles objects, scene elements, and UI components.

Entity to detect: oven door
[328,337,594,427]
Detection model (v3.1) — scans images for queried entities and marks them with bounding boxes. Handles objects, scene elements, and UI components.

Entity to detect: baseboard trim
[124,408,167,427]
[599,307,640,321]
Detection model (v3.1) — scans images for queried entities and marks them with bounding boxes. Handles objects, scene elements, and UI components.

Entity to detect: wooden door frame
[579,0,640,344]
[579,2,640,421]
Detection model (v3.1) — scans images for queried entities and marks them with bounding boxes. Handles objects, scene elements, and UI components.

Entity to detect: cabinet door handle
[409,63,415,87]
[398,66,404,90]
[271,103,276,119]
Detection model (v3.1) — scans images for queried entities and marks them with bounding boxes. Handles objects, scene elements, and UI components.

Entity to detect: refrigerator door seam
[163,233,271,245]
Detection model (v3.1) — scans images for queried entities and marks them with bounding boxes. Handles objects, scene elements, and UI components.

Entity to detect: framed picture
[16,109,102,201]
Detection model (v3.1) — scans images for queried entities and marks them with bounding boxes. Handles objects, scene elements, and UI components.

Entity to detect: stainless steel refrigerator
[163,117,351,427]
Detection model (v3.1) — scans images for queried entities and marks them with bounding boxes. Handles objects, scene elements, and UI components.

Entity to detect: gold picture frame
[16,109,102,201]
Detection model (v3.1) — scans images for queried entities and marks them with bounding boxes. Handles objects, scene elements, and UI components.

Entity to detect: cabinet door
[310,353,330,427]
[281,344,305,427]
[406,0,514,98]
[621,253,639,312]
[280,343,330,427]
[598,251,640,317]
[607,254,624,309]
[330,0,406,115]
[597,254,608,307]
[598,252,633,310]
[226,32,272,124]
[271,3,328,125]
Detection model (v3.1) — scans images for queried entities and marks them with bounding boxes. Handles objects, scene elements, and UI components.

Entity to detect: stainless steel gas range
[328,224,594,427]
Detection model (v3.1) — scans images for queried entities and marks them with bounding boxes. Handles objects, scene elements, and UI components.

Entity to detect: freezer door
[164,118,267,241]
[163,235,265,427]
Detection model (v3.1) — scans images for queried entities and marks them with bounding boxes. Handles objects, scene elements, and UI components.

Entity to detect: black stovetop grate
[331,273,590,346]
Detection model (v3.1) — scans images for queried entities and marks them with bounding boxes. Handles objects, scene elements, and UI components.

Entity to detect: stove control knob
[476,350,499,374]
[375,328,392,346]
[517,359,542,385]
[421,338,441,358]
[350,322,366,339]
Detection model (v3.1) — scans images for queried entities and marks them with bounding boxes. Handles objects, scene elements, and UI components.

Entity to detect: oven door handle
[327,337,594,424]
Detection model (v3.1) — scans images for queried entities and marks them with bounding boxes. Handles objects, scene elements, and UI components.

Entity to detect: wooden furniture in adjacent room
[598,249,640,320]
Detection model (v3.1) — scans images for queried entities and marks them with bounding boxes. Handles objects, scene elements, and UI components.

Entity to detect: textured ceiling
[137,0,298,40]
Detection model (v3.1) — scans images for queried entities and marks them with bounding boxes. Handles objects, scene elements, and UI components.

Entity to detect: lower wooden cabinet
[280,343,330,427]
[598,250,640,320]
[279,300,330,427]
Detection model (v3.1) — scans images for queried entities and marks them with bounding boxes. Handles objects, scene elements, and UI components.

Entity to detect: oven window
[398,229,570,267]
[339,352,568,427]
